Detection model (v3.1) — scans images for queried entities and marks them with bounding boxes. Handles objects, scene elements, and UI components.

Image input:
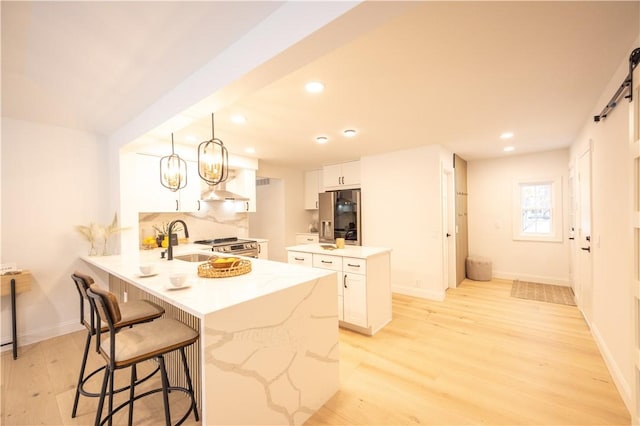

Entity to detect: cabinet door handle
[245,201,249,211]
[343,274,348,288]
[258,245,261,253]
[321,260,332,264]
[347,263,360,268]
[294,257,304,261]
[175,200,179,211]
[197,200,201,211]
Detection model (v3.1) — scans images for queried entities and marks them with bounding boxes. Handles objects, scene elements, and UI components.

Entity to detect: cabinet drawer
[287,251,312,267]
[313,254,342,272]
[343,257,366,275]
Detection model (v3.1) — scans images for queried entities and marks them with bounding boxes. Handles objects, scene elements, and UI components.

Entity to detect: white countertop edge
[286,244,391,258]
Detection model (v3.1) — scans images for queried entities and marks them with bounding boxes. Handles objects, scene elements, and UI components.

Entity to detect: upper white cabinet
[225,168,257,212]
[136,154,202,213]
[304,170,324,209]
[323,160,360,190]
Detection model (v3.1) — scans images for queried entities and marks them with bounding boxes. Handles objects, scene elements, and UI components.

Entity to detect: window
[513,177,562,242]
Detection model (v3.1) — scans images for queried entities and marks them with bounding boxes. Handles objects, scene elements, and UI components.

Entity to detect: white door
[576,147,593,324]
[442,167,456,289]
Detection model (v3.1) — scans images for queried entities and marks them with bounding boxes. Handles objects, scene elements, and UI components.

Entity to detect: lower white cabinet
[287,251,312,267]
[287,248,390,335]
[257,241,268,260]
[295,233,319,245]
[343,272,367,327]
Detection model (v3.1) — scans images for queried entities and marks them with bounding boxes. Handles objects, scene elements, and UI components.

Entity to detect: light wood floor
[1,279,630,425]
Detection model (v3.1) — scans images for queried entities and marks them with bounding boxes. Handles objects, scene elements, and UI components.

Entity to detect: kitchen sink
[174,253,213,262]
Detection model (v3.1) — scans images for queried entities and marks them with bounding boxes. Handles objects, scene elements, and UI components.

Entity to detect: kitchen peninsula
[81,246,339,425]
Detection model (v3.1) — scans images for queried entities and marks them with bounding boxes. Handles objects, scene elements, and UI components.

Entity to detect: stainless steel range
[194,237,258,258]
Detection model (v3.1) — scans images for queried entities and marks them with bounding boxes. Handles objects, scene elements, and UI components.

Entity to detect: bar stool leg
[107,368,115,426]
[72,330,92,417]
[128,364,137,426]
[180,347,199,421]
[95,368,109,426]
[158,355,172,426]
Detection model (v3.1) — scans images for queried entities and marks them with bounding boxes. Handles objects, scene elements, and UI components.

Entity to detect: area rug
[510,280,577,306]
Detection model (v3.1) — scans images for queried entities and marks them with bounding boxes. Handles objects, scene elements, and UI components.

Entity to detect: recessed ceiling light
[305,81,325,93]
[231,115,246,124]
[244,147,256,154]
[500,132,514,139]
[503,146,515,152]
[315,136,328,144]
[343,129,357,138]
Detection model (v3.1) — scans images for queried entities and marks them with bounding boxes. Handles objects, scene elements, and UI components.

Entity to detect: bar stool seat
[87,284,199,426]
[71,272,165,418]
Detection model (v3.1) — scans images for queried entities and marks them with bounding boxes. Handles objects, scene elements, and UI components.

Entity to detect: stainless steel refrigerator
[318,190,361,246]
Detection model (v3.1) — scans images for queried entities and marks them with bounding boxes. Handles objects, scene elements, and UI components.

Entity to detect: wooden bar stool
[70,272,165,418]
[87,284,199,426]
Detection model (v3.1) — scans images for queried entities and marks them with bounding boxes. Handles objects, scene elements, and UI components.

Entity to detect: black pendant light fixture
[159,133,187,192]
[198,113,229,185]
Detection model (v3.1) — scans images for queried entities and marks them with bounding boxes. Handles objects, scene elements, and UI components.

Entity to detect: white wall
[568,38,639,412]
[467,149,571,285]
[362,145,452,300]
[1,118,109,346]
[251,163,307,262]
[248,178,285,261]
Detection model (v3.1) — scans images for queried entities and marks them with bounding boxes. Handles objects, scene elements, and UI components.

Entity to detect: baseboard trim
[590,323,632,416]
[392,285,445,301]
[0,320,83,353]
[493,270,571,287]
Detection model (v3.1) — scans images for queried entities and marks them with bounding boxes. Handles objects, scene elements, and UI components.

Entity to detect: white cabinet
[312,254,344,321]
[323,160,360,190]
[343,272,367,327]
[286,247,391,335]
[287,251,312,267]
[295,233,319,245]
[226,168,256,212]
[136,154,202,213]
[304,170,324,209]
[257,241,269,260]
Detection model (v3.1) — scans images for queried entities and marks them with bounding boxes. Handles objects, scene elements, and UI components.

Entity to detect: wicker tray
[197,256,252,278]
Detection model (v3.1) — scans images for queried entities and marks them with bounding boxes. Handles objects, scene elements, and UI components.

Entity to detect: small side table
[1,271,32,359]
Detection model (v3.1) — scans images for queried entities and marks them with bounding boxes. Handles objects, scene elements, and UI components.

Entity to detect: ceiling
[3,2,639,170]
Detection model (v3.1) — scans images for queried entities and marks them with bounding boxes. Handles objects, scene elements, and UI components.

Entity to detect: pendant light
[198,113,229,185]
[159,133,187,192]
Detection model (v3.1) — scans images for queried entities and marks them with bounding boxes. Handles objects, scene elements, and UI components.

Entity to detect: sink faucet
[167,220,189,260]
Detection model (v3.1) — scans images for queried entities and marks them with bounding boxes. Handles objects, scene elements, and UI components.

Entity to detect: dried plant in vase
[76,213,129,256]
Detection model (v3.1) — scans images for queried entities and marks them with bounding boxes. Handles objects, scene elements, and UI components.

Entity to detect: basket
[197,256,252,278]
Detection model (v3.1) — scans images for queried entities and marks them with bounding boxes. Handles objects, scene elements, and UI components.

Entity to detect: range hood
[201,174,248,201]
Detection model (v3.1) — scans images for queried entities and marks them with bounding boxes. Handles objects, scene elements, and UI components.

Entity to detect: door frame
[442,165,456,289]
[575,145,593,325]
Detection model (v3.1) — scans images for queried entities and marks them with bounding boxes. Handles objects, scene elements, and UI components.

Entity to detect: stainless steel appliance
[194,237,259,258]
[318,190,361,245]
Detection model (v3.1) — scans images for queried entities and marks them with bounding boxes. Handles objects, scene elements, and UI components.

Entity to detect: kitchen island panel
[202,273,339,425]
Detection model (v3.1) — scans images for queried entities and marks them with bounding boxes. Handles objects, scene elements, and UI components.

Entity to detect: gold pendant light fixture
[159,133,187,192]
[198,113,229,185]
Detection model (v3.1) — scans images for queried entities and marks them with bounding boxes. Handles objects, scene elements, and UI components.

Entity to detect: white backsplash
[139,202,249,243]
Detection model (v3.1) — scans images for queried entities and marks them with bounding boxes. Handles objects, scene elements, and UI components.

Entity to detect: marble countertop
[286,244,391,258]
[81,244,334,318]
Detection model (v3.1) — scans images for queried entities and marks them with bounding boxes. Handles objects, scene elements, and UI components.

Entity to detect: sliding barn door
[454,154,468,285]
[631,59,640,426]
